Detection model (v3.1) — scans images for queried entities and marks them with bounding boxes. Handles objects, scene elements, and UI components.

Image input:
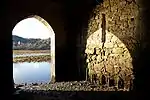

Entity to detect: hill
[12,35,51,50]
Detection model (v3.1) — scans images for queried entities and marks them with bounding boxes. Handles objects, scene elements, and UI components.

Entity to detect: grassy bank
[13,50,50,55]
[13,55,51,63]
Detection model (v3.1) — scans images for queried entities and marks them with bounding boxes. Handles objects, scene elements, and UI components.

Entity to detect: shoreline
[13,50,50,55]
[13,55,51,63]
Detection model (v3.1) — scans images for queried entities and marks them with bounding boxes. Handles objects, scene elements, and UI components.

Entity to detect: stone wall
[85,29,134,90]
[82,0,139,90]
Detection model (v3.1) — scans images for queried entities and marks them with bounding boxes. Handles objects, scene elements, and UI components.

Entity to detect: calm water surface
[13,62,51,84]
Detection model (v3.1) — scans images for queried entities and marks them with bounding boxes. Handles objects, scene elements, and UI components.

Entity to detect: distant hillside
[13,35,51,50]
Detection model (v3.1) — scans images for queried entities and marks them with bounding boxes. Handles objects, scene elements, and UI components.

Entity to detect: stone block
[112,47,124,54]
[92,55,96,60]
[86,59,90,63]
[96,48,101,54]
[104,43,114,48]
[105,48,112,56]
[111,36,118,42]
[96,55,102,62]
[118,43,125,48]
[85,48,94,54]
[120,1,126,6]
[95,15,99,19]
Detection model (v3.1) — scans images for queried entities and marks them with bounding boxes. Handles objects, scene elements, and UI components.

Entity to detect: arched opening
[79,0,138,91]
[12,15,55,85]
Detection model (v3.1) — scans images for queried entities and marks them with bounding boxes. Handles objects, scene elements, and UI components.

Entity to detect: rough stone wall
[87,0,139,51]
[83,0,139,90]
[85,29,134,90]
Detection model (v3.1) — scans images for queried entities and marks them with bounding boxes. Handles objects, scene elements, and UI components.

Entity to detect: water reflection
[13,62,51,84]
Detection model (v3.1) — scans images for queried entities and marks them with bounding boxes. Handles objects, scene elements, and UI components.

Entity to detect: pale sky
[12,18,52,39]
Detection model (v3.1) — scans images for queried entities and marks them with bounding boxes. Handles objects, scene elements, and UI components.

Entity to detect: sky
[12,18,52,39]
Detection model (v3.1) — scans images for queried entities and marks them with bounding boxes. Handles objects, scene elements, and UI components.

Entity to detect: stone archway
[29,15,55,82]
[13,15,55,83]
[78,0,139,91]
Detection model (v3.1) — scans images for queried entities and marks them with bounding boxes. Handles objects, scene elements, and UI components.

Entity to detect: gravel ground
[13,81,130,100]
[14,81,128,91]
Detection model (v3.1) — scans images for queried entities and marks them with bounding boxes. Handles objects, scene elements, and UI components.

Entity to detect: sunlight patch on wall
[85,28,134,90]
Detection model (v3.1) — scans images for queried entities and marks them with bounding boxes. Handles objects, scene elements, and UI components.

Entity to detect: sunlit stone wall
[85,29,134,90]
[87,0,139,51]
[82,0,139,90]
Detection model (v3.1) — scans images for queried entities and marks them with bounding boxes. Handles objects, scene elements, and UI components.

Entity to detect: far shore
[13,50,51,63]
[13,50,50,55]
[13,55,51,63]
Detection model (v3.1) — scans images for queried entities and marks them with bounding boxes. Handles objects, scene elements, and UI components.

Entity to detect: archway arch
[79,0,139,91]
[12,15,55,84]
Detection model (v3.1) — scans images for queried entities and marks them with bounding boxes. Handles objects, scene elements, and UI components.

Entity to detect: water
[13,53,50,58]
[13,62,51,84]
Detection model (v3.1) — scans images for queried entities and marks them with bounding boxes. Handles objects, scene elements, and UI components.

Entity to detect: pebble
[14,81,128,99]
